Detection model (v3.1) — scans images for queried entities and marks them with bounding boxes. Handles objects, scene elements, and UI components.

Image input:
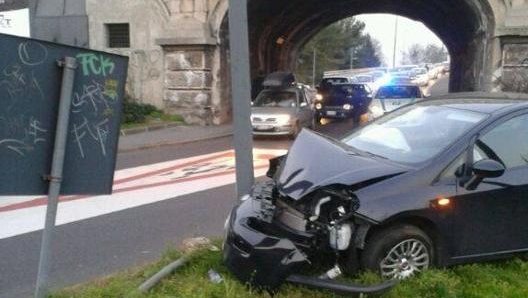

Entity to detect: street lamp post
[392,16,398,68]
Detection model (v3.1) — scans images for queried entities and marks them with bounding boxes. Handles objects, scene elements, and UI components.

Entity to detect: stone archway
[244,0,497,92]
[205,0,528,124]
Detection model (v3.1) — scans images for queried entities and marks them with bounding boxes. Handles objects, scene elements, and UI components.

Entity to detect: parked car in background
[368,83,425,119]
[319,76,357,85]
[224,92,528,292]
[314,82,372,123]
[251,71,315,139]
[411,73,429,86]
[353,74,374,83]
[410,67,428,79]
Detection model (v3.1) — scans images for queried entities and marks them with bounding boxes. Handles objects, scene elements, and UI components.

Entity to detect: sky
[356,13,445,67]
[0,8,30,37]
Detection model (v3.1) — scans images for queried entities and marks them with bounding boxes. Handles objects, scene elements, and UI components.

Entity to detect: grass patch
[50,242,528,298]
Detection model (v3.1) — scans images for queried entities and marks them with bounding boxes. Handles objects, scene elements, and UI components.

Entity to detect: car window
[299,90,308,105]
[331,84,368,97]
[441,148,486,178]
[441,113,528,178]
[478,113,528,168]
[321,77,350,85]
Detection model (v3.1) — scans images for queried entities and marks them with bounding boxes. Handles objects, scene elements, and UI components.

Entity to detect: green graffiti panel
[0,33,128,195]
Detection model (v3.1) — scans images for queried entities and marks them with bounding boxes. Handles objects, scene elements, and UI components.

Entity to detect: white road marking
[0,149,286,240]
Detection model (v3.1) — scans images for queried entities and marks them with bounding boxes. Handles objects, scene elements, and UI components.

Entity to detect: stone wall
[493,42,528,92]
[162,46,215,125]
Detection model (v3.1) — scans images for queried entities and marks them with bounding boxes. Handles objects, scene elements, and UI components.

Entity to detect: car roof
[419,92,528,114]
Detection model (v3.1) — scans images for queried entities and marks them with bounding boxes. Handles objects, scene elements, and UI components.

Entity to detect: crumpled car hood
[276,129,410,200]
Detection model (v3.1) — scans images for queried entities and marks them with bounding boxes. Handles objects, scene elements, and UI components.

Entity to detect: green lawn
[50,241,528,298]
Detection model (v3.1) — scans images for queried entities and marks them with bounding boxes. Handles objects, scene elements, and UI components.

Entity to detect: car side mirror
[465,159,505,190]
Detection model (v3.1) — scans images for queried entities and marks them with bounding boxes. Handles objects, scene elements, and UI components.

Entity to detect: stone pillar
[496,39,528,92]
[162,45,215,125]
[156,17,217,125]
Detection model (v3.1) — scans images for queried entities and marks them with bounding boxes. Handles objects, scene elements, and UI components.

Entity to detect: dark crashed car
[223,92,528,291]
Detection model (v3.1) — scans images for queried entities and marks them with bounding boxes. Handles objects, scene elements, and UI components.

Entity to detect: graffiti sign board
[0,33,128,195]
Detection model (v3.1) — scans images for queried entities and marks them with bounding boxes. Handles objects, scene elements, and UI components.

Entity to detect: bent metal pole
[34,56,78,298]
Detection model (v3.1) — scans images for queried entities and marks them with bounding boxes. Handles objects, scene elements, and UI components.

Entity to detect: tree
[355,34,382,68]
[400,44,425,65]
[296,17,382,84]
[400,43,448,65]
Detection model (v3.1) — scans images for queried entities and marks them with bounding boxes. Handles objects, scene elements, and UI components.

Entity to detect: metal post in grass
[227,0,254,198]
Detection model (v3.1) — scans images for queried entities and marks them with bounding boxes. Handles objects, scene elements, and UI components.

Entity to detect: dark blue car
[223,92,528,293]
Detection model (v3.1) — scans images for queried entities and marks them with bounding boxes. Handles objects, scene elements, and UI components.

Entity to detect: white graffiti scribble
[71,116,110,158]
[72,80,115,115]
[18,41,48,66]
[0,116,48,156]
[0,64,44,109]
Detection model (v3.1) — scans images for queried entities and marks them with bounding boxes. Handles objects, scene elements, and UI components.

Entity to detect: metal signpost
[227,0,255,198]
[34,56,77,298]
[0,33,128,298]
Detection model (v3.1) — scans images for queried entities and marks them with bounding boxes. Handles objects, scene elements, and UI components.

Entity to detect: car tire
[361,224,433,280]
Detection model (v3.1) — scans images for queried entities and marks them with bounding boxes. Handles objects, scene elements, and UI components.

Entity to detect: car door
[297,89,313,128]
[448,112,528,258]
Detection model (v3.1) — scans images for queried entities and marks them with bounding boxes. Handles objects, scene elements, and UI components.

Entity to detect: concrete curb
[117,123,234,153]
[119,122,183,136]
[117,131,233,153]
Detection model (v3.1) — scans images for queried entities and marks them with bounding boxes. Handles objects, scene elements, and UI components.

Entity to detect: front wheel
[361,225,433,280]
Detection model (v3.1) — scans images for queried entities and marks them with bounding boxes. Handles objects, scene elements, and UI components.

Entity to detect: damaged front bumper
[223,196,311,290]
[223,187,396,296]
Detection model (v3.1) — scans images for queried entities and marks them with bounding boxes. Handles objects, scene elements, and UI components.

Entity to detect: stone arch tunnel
[229,0,496,93]
[27,0,528,124]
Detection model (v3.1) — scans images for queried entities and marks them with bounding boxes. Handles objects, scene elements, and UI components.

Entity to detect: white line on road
[0,149,286,240]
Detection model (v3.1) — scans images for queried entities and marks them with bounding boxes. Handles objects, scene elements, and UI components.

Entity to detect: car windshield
[321,77,350,85]
[331,84,369,96]
[376,85,420,99]
[341,105,488,163]
[253,90,297,108]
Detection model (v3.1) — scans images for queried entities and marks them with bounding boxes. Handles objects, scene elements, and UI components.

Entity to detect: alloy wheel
[379,239,430,280]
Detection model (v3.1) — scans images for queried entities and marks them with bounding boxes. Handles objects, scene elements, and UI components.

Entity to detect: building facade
[28,0,528,125]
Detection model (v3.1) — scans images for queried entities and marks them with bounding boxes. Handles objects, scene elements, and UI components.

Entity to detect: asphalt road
[0,118,357,298]
[0,184,237,298]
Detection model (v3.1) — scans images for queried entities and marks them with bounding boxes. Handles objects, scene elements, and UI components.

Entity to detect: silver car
[251,85,315,139]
